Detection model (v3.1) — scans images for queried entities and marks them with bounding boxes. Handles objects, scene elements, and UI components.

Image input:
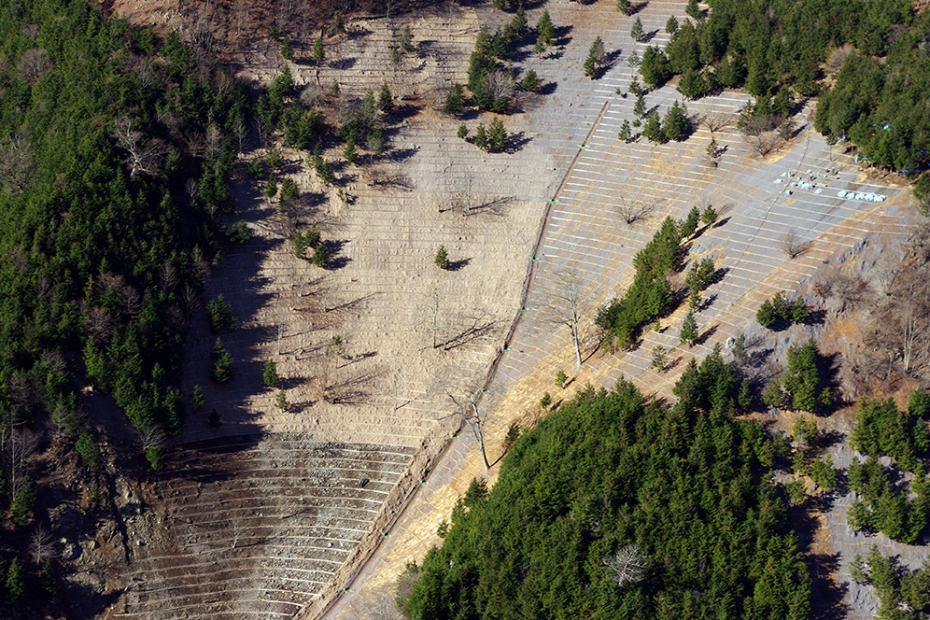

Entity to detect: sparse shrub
[540,392,552,409]
[280,39,293,60]
[145,446,163,470]
[226,220,250,245]
[555,370,567,388]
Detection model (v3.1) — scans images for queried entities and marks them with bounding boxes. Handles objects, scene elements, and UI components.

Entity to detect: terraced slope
[112,436,414,619]
[317,2,919,618]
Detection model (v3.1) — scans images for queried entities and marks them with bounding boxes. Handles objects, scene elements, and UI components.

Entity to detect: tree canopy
[400,352,810,619]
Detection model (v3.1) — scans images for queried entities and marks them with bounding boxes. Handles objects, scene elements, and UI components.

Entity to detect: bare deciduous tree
[603,544,646,590]
[0,131,35,195]
[85,305,114,344]
[780,230,811,259]
[136,424,166,454]
[17,47,50,85]
[29,525,55,566]
[2,426,40,499]
[482,70,516,103]
[701,110,732,134]
[616,197,658,226]
[546,272,589,372]
[446,389,490,473]
[113,115,164,178]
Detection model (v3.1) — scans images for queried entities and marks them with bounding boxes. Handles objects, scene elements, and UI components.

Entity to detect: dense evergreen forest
[648,0,930,186]
[0,0,245,604]
[400,352,813,620]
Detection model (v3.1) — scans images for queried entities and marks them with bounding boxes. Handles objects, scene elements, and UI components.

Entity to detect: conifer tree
[617,0,631,15]
[631,17,645,42]
[537,11,555,47]
[680,311,699,347]
[312,38,325,64]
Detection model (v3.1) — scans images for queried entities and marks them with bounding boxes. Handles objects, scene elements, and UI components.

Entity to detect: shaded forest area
[0,0,246,610]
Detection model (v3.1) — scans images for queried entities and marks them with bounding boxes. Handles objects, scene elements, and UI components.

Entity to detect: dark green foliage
[434,245,449,270]
[342,137,359,164]
[641,110,664,142]
[866,548,930,617]
[732,333,748,365]
[738,378,753,409]
[782,339,828,412]
[810,456,836,492]
[596,217,682,349]
[40,560,56,595]
[294,225,322,260]
[275,389,289,411]
[700,204,718,226]
[279,39,293,60]
[312,244,329,268]
[487,117,507,152]
[282,108,326,149]
[633,93,647,118]
[378,83,393,113]
[539,392,551,409]
[666,15,679,35]
[279,177,299,206]
[208,295,237,333]
[618,120,632,142]
[640,46,670,88]
[511,7,528,36]
[226,220,250,245]
[10,477,35,526]
[555,370,567,388]
[191,384,205,412]
[915,174,930,212]
[474,123,488,150]
[847,457,928,543]
[210,338,233,384]
[145,445,163,470]
[312,38,325,64]
[5,558,25,604]
[762,379,786,408]
[442,84,465,115]
[686,257,716,293]
[309,147,335,185]
[686,0,702,20]
[676,68,708,99]
[457,124,469,140]
[0,1,247,447]
[617,0,631,15]
[663,101,690,141]
[850,397,930,471]
[584,37,606,79]
[503,423,521,450]
[791,297,808,324]
[631,17,645,42]
[75,430,101,468]
[402,367,811,620]
[908,386,930,418]
[265,174,278,199]
[400,26,415,54]
[263,360,279,388]
[680,206,700,238]
[520,69,539,91]
[679,310,699,346]
[208,408,221,428]
[756,292,798,328]
[536,11,555,47]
